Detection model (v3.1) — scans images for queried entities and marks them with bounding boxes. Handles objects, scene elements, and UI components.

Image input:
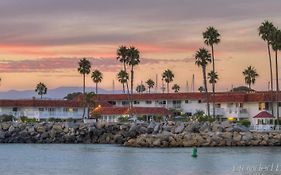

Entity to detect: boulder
[174,123,185,134]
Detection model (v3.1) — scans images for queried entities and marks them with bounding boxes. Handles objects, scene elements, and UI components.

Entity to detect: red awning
[253,111,274,119]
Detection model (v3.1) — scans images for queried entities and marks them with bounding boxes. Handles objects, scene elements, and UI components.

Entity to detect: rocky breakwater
[124,121,281,147]
[0,121,135,144]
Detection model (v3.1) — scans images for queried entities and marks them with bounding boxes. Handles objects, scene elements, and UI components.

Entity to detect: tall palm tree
[195,48,212,116]
[242,66,259,89]
[259,20,275,116]
[136,84,146,94]
[203,26,220,118]
[117,46,130,94]
[203,26,221,72]
[271,27,281,124]
[172,84,180,93]
[35,82,47,99]
[146,79,155,93]
[162,69,174,93]
[91,70,103,95]
[117,70,129,94]
[208,71,219,117]
[77,58,91,120]
[127,46,140,108]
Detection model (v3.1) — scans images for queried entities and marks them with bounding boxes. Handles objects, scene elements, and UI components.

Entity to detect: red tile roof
[94,91,279,103]
[91,107,172,116]
[253,111,274,119]
[0,99,82,107]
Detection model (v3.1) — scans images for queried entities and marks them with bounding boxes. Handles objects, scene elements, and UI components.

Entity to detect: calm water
[0,144,281,175]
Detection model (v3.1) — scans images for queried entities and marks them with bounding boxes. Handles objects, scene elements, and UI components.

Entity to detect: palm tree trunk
[122,83,125,94]
[82,74,86,120]
[212,85,215,117]
[131,65,134,110]
[123,62,131,114]
[267,42,275,116]
[148,87,150,93]
[167,83,169,93]
[40,94,42,99]
[211,45,215,72]
[96,83,98,95]
[203,67,210,116]
[211,44,216,118]
[275,50,280,125]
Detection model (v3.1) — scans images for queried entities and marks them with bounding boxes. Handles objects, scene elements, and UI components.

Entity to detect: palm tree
[146,79,155,93]
[259,20,275,116]
[35,82,47,99]
[242,66,259,89]
[136,84,146,94]
[195,48,212,116]
[117,70,129,94]
[117,46,130,94]
[172,84,180,93]
[162,69,174,93]
[203,26,221,72]
[271,27,281,123]
[208,71,219,117]
[127,46,140,108]
[77,58,91,120]
[198,86,205,93]
[91,70,103,95]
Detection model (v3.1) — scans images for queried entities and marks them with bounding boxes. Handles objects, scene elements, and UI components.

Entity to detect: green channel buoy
[191,147,197,158]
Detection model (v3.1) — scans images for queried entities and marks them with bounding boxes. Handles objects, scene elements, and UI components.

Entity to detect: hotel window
[279,102,281,107]
[63,108,69,112]
[159,100,166,105]
[239,103,243,108]
[215,103,221,108]
[122,101,130,106]
[172,100,181,104]
[73,108,78,112]
[198,100,202,103]
[185,100,189,104]
[134,101,140,105]
[145,101,152,104]
[39,108,44,112]
[108,101,116,105]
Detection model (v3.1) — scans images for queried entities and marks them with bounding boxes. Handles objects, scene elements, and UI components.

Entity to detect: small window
[279,102,281,107]
[185,100,189,104]
[134,101,140,105]
[108,101,116,105]
[239,103,243,108]
[198,100,202,103]
[73,108,78,112]
[159,100,166,105]
[63,108,69,112]
[39,108,44,112]
[12,107,18,112]
[145,101,152,104]
[122,101,129,106]
[48,108,55,112]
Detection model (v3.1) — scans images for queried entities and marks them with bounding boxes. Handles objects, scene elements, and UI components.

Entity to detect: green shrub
[237,119,251,127]
[0,114,15,122]
[118,116,129,122]
[20,116,37,123]
[48,117,63,122]
[137,115,146,121]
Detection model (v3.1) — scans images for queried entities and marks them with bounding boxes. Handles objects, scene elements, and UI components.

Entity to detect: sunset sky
[0,0,281,92]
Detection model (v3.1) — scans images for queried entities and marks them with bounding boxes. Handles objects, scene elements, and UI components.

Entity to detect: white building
[94,91,281,123]
[0,99,85,120]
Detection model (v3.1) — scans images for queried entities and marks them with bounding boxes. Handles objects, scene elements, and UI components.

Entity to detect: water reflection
[0,145,280,175]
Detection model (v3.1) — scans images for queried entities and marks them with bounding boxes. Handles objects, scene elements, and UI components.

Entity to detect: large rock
[174,123,185,134]
[1,122,11,131]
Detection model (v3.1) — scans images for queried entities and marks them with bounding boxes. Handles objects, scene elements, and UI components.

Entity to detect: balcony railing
[250,125,281,131]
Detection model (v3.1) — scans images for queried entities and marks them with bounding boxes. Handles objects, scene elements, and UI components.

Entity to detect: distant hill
[0,87,122,99]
